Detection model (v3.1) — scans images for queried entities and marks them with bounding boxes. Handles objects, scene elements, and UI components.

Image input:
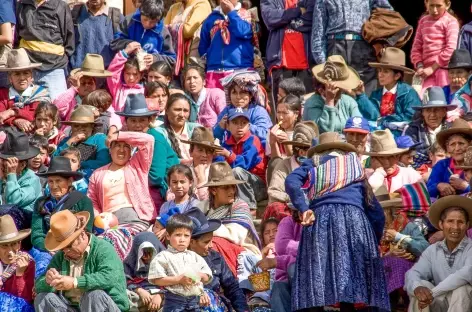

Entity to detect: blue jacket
[427,158,470,198]
[453,74,472,113]
[459,22,472,54]
[203,250,249,312]
[261,0,314,70]
[356,81,419,127]
[199,9,254,71]
[399,222,429,257]
[213,103,272,147]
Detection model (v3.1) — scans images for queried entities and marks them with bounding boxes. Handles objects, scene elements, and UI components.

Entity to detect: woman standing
[285,132,389,311]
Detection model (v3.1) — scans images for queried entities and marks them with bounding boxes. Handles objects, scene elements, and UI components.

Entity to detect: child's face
[426,0,449,19]
[276,103,298,130]
[35,113,55,135]
[124,67,142,86]
[64,153,80,172]
[430,150,446,166]
[167,228,192,252]
[28,147,48,170]
[212,185,236,206]
[141,15,159,30]
[377,68,400,87]
[152,220,164,236]
[227,117,250,141]
[399,151,416,167]
[141,247,154,265]
[148,88,168,112]
[148,71,170,84]
[169,171,192,200]
[77,76,96,98]
[263,222,278,246]
[191,145,215,166]
[448,68,471,89]
[132,0,142,8]
[126,116,151,133]
[230,85,251,108]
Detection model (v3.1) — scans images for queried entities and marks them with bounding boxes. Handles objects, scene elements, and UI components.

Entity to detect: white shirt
[382,84,398,95]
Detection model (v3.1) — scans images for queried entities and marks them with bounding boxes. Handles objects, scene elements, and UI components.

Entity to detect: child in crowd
[160,164,199,216]
[442,49,472,104]
[83,89,115,135]
[33,102,62,152]
[267,95,301,158]
[145,81,169,125]
[28,135,49,188]
[411,0,459,90]
[111,0,176,66]
[417,142,447,182]
[148,214,213,312]
[395,135,420,168]
[355,47,419,136]
[60,148,89,194]
[215,107,268,212]
[147,61,182,93]
[277,77,307,102]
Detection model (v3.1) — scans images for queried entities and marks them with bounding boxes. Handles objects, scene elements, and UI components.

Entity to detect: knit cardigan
[0,169,42,214]
[302,93,362,134]
[427,158,470,198]
[35,234,130,311]
[274,216,302,282]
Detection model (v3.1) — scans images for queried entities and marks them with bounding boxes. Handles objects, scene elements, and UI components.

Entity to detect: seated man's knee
[452,284,472,297]
[81,289,108,302]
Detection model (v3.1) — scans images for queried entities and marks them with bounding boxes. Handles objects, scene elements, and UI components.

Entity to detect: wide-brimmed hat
[368,47,415,74]
[442,49,472,70]
[436,118,472,150]
[44,210,90,252]
[61,106,102,126]
[307,132,357,157]
[364,129,408,156]
[70,54,112,78]
[457,146,472,170]
[185,208,221,237]
[0,215,31,244]
[282,121,319,148]
[200,162,245,188]
[429,195,472,229]
[375,185,402,209]
[116,94,158,117]
[0,129,40,160]
[0,48,42,72]
[181,127,222,151]
[36,156,84,181]
[412,86,457,111]
[312,55,361,91]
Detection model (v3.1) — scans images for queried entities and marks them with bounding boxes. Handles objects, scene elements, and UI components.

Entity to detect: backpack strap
[108,7,122,33]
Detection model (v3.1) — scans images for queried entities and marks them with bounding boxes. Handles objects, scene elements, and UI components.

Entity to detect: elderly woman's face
[421,107,447,129]
[446,135,470,162]
[0,241,21,264]
[71,124,94,139]
[9,70,33,92]
[110,141,132,166]
[230,85,251,108]
[47,176,73,200]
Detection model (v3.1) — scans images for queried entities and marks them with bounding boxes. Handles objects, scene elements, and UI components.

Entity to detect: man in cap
[34,210,129,312]
[405,196,472,312]
[343,116,370,167]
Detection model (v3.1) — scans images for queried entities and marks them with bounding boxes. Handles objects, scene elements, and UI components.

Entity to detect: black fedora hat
[185,208,221,237]
[115,94,159,117]
[36,156,83,181]
[443,49,472,70]
[0,129,39,160]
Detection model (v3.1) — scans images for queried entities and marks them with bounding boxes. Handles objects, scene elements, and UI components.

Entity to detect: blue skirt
[292,204,390,311]
[0,293,34,312]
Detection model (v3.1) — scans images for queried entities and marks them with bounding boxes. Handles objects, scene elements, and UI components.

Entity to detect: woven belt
[328,33,363,41]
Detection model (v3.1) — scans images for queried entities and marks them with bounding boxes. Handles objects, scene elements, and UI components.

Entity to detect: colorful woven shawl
[395,182,431,217]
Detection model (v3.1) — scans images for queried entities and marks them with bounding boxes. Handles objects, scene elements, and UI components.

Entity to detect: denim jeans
[163,292,200,312]
[34,68,67,100]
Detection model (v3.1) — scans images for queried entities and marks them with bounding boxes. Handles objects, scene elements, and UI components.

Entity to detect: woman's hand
[324,82,339,106]
[14,118,34,132]
[15,254,29,276]
[420,67,434,79]
[215,147,231,158]
[218,115,228,130]
[384,229,398,242]
[199,293,211,307]
[0,109,14,125]
[437,183,456,196]
[353,81,365,96]
[106,127,119,147]
[449,176,468,191]
[269,124,280,144]
[136,288,152,306]
[301,210,315,226]
[156,228,167,241]
[69,72,83,89]
[256,257,277,271]
[67,133,87,146]
[5,157,19,175]
[261,243,275,258]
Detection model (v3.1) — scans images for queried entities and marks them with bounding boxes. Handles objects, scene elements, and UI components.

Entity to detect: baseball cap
[343,117,370,134]
[228,107,250,122]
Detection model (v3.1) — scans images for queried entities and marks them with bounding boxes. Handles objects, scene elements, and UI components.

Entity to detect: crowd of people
[1,0,472,311]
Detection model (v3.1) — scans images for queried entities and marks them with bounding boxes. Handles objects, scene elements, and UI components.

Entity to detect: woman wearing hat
[54,106,111,179]
[30,156,94,277]
[303,55,362,134]
[0,48,50,132]
[265,121,318,221]
[285,132,389,311]
[427,118,472,198]
[404,86,456,167]
[452,50,472,115]
[0,215,35,312]
[355,47,420,136]
[213,71,272,147]
[442,49,472,103]
[116,93,179,209]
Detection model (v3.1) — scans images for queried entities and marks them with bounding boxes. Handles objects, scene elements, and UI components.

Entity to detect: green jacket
[0,169,42,214]
[31,192,95,251]
[302,93,362,134]
[148,127,179,197]
[35,234,129,311]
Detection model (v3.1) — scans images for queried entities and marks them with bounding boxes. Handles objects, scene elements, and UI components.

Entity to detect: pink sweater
[87,131,156,221]
[196,87,226,128]
[274,216,302,282]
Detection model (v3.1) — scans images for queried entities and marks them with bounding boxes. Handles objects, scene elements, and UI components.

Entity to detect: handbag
[75,142,97,162]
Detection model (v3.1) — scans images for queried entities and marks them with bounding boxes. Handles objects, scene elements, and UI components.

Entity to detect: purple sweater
[274,216,302,282]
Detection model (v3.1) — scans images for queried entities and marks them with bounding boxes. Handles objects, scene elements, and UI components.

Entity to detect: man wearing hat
[405,196,472,312]
[404,86,456,168]
[343,116,371,167]
[442,49,472,103]
[366,129,422,193]
[186,208,249,312]
[34,210,129,312]
[355,47,420,137]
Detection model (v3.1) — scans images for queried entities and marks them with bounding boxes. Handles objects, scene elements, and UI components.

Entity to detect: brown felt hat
[428,195,472,229]
[364,129,408,156]
[180,127,222,151]
[44,210,90,252]
[368,47,415,74]
[312,55,361,91]
[200,162,245,188]
[61,106,102,126]
[307,132,357,158]
[0,215,31,244]
[436,118,472,150]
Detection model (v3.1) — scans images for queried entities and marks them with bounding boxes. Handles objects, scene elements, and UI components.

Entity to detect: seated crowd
[2,0,472,311]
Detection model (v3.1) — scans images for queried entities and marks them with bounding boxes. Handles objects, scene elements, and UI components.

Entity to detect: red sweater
[0,88,41,125]
[2,260,35,303]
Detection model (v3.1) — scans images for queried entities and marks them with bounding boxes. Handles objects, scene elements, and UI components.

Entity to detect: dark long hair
[163,93,190,158]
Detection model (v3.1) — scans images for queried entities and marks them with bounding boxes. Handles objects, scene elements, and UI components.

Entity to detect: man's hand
[218,115,228,130]
[414,286,433,309]
[449,176,468,191]
[215,147,231,158]
[45,268,61,285]
[384,229,398,242]
[256,257,277,271]
[149,293,163,311]
[50,276,75,291]
[69,72,83,89]
[428,231,444,244]
[0,110,14,125]
[67,133,87,146]
[324,82,339,106]
[144,54,154,68]
[353,81,365,96]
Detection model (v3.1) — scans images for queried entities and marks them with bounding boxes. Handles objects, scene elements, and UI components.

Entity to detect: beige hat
[61,106,102,126]
[307,132,357,158]
[0,48,42,72]
[0,215,31,244]
[282,121,319,148]
[375,185,402,209]
[181,127,223,151]
[70,54,112,78]
[44,210,90,252]
[312,55,361,91]
[429,195,472,229]
[364,129,408,156]
[200,162,245,188]
[368,47,415,74]
[436,118,472,150]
